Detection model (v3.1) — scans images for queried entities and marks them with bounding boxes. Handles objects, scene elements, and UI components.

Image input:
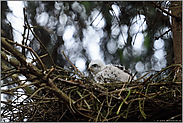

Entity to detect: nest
[1,41,182,121]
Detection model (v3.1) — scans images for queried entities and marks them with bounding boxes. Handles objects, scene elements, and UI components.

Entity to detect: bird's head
[88,59,105,74]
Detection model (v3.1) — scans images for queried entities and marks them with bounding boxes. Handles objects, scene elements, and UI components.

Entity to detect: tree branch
[1,37,75,106]
[152,1,181,21]
[1,37,44,77]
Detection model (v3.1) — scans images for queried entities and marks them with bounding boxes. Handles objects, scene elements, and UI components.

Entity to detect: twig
[23,8,55,67]
[95,99,105,122]
[45,66,55,79]
[27,87,45,100]
[47,78,75,105]
[102,95,113,122]
[152,1,181,21]
[118,82,128,104]
[58,109,68,121]
[116,89,131,115]
[62,50,85,77]
[1,81,40,93]
[2,38,45,77]
[76,91,91,109]
[154,28,171,40]
[72,104,95,120]
[21,7,28,57]
[3,38,46,72]
[74,93,91,105]
[139,99,146,119]
[150,64,182,81]
[1,69,20,80]
[69,89,76,113]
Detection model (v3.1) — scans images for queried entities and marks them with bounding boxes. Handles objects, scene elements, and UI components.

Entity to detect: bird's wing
[94,65,131,83]
[112,64,132,76]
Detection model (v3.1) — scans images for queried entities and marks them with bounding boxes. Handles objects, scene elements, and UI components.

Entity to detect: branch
[1,37,76,106]
[154,28,171,40]
[46,78,76,105]
[62,50,85,77]
[4,37,46,72]
[1,37,44,77]
[23,7,55,67]
[152,1,181,21]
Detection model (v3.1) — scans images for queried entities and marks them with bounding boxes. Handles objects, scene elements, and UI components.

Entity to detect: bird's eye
[92,64,98,67]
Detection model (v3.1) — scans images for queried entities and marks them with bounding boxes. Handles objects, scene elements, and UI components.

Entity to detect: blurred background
[2,1,181,122]
[1,1,174,76]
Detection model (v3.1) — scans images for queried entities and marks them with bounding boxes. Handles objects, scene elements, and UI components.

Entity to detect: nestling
[88,59,134,83]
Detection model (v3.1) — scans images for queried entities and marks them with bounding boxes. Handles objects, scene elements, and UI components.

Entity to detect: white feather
[88,59,134,83]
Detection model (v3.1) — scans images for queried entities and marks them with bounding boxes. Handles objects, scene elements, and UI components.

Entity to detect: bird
[88,59,134,83]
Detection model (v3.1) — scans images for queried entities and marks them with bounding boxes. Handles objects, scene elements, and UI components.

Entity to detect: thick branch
[46,79,75,105]
[1,37,44,77]
[1,51,21,69]
[1,37,75,106]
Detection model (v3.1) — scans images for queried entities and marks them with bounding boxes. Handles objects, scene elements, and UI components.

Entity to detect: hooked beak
[88,67,94,72]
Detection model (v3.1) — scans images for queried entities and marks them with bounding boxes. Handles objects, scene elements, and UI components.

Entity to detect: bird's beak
[88,67,91,71]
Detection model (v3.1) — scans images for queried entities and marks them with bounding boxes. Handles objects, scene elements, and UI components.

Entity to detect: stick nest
[1,42,182,121]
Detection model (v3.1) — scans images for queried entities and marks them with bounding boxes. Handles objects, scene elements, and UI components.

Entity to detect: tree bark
[171,1,182,81]
[171,1,182,65]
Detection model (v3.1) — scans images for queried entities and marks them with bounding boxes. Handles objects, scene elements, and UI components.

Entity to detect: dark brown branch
[62,50,85,77]
[154,28,171,40]
[23,9,55,67]
[1,37,44,77]
[152,1,181,21]
[1,37,75,106]
[46,78,75,105]
[1,51,21,69]
[4,35,46,72]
